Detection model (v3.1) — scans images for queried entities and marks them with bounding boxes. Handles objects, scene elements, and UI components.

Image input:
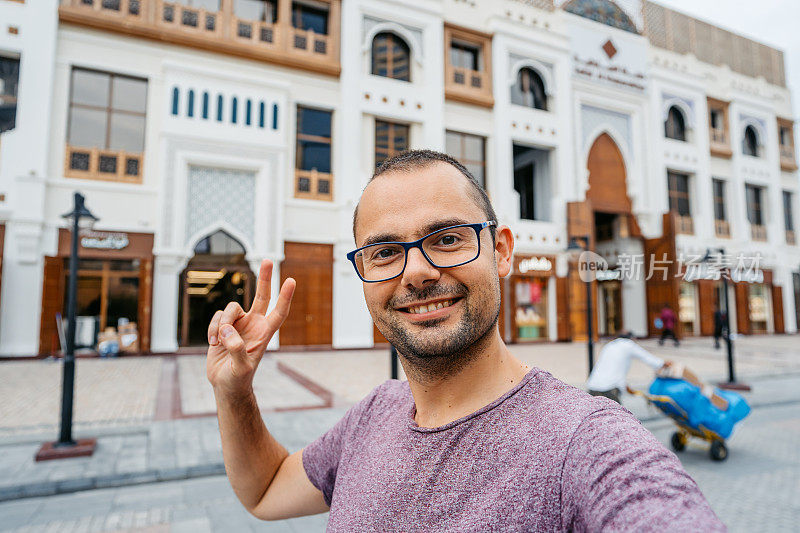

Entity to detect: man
[586,332,671,404]
[207,150,724,530]
[658,304,679,347]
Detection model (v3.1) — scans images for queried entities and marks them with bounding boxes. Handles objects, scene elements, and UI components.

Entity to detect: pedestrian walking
[658,304,679,347]
[587,332,672,404]
[206,150,723,531]
[713,306,727,349]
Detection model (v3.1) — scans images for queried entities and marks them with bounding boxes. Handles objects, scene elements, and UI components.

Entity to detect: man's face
[354,162,511,364]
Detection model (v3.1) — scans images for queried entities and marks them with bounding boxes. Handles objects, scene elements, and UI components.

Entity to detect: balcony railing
[709,128,732,158]
[711,129,726,144]
[294,169,332,201]
[780,145,798,171]
[786,230,796,245]
[714,219,730,238]
[751,224,767,242]
[65,145,143,184]
[59,0,340,76]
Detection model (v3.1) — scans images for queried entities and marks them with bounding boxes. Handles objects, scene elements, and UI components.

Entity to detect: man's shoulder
[521,369,629,428]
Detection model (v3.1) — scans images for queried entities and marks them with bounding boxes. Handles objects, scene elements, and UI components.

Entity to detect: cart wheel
[670,432,686,452]
[709,441,728,461]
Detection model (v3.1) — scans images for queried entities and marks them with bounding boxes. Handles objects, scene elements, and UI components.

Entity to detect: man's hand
[206,259,296,396]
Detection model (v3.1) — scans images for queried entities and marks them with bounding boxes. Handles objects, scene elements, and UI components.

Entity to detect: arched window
[171,87,179,116]
[743,125,759,157]
[371,32,411,82]
[664,106,686,141]
[187,89,195,117]
[511,67,547,110]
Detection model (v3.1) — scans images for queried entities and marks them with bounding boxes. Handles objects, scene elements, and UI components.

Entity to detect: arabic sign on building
[516,256,553,274]
[80,230,130,251]
[568,21,648,92]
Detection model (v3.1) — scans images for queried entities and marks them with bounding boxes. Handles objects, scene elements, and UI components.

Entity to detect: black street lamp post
[566,237,594,375]
[701,248,749,391]
[390,345,399,380]
[36,192,99,461]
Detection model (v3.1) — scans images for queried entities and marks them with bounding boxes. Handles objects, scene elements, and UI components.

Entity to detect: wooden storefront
[733,269,784,335]
[38,230,154,355]
[279,242,333,347]
[508,254,556,342]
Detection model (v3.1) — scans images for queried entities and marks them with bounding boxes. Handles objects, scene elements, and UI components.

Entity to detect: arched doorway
[178,230,254,347]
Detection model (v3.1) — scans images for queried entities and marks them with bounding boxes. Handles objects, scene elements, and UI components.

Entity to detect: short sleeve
[560,408,725,532]
[301,382,389,507]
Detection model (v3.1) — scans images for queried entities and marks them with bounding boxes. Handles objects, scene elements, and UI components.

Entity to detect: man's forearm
[215,387,289,512]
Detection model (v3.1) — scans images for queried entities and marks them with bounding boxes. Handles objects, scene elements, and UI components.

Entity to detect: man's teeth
[407,300,455,314]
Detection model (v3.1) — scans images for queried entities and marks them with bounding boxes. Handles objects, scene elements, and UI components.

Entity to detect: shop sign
[80,231,130,251]
[518,257,552,274]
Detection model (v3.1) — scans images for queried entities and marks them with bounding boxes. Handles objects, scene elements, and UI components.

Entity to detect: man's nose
[401,247,440,289]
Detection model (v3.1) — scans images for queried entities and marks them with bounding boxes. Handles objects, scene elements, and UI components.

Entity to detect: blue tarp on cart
[648,377,750,439]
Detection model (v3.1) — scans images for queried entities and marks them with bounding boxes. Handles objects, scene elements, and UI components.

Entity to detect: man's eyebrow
[360,218,472,247]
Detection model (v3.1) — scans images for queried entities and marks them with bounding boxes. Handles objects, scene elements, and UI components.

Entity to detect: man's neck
[403,331,530,428]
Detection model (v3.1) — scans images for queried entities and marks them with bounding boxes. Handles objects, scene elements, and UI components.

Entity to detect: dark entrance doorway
[178,230,254,347]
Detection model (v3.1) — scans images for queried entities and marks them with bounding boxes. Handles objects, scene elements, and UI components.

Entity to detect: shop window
[664,105,686,141]
[295,105,333,200]
[66,259,141,345]
[371,32,411,82]
[513,144,551,222]
[513,278,548,341]
[511,67,547,111]
[445,130,486,188]
[746,184,766,241]
[748,283,770,333]
[0,55,20,133]
[375,119,409,169]
[742,125,759,157]
[679,282,698,335]
[66,68,147,183]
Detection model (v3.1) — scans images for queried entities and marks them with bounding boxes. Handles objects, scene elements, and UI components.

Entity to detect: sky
[655,0,800,123]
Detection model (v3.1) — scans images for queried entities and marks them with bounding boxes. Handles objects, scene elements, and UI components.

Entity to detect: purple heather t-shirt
[302,368,724,532]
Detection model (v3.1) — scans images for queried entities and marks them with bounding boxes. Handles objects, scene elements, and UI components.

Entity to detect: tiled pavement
[0,394,797,532]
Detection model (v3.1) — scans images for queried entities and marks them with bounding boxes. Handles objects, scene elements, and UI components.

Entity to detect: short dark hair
[352,149,497,241]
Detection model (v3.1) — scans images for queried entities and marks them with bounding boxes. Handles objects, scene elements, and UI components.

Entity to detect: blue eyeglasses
[347,221,497,282]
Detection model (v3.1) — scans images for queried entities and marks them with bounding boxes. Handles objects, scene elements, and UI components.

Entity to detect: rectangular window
[745,184,764,226]
[445,130,486,189]
[713,179,726,221]
[234,0,277,23]
[513,144,551,221]
[0,55,20,133]
[667,171,691,216]
[783,191,794,232]
[374,120,409,169]
[295,105,332,200]
[291,1,328,34]
[66,68,147,182]
[450,42,480,71]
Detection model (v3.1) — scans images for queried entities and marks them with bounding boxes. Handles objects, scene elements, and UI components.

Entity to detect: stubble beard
[376,281,501,382]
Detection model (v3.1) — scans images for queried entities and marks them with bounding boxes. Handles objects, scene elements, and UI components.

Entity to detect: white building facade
[0,0,798,356]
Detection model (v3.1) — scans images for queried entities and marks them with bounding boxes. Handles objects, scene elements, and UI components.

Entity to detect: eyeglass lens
[355,226,480,281]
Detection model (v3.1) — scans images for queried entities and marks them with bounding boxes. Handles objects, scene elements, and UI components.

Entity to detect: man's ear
[494,225,514,278]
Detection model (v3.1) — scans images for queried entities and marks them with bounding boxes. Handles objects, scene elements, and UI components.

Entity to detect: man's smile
[395,297,464,321]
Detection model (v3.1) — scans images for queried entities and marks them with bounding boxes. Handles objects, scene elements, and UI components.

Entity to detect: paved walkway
[0,335,797,516]
[1,395,798,532]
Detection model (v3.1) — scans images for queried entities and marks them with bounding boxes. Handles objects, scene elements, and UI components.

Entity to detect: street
[0,336,798,532]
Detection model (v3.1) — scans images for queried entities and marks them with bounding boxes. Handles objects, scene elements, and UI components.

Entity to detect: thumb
[219,324,248,363]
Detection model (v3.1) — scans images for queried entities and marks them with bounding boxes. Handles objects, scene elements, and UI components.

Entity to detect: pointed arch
[585,132,633,213]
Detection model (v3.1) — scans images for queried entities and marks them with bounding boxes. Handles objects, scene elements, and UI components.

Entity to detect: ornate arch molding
[183,221,253,262]
[362,21,423,64]
[739,115,768,146]
[507,58,554,96]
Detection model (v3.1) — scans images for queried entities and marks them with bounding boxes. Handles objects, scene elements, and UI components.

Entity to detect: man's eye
[371,247,400,261]
[436,235,461,246]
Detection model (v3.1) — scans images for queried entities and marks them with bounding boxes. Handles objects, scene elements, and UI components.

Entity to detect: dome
[563,0,639,34]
